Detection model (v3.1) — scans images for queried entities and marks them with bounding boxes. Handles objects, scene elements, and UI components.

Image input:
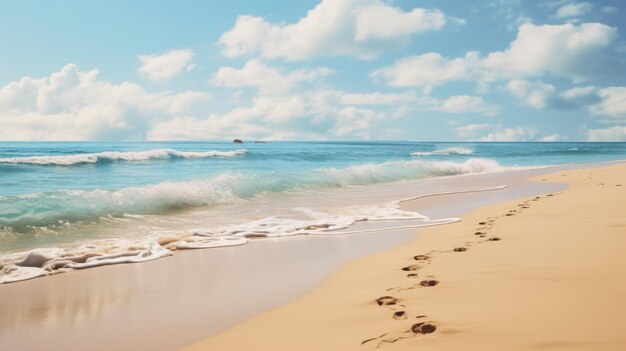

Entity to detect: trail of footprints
[361,192,561,349]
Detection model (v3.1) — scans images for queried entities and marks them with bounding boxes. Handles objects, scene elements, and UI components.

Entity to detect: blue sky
[0,0,625,141]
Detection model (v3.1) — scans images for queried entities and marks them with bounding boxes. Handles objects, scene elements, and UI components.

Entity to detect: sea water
[0,141,624,283]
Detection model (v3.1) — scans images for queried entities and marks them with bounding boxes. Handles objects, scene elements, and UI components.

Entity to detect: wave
[0,149,247,166]
[411,147,473,157]
[0,158,505,234]
[2,184,491,284]
[0,183,511,284]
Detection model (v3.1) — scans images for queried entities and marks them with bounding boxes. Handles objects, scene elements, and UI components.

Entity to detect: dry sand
[183,163,626,351]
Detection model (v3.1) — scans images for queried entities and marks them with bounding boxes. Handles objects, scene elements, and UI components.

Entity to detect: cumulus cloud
[589,87,626,119]
[371,52,480,92]
[218,0,451,60]
[372,22,618,89]
[338,92,418,105]
[454,123,540,141]
[586,126,626,141]
[455,123,491,139]
[212,59,331,94]
[506,81,626,120]
[506,80,557,108]
[0,64,209,140]
[138,49,195,82]
[480,127,537,141]
[539,134,562,141]
[337,92,497,116]
[506,79,598,109]
[437,95,498,115]
[555,2,593,19]
[147,92,386,140]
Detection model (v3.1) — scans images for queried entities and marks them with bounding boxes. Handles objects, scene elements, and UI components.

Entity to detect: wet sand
[0,166,574,350]
[183,162,626,351]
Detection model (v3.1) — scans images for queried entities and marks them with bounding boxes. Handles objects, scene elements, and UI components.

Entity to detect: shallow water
[0,141,624,283]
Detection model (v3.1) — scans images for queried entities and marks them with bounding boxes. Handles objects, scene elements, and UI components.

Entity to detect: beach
[182,162,626,351]
[3,0,626,349]
[0,160,571,351]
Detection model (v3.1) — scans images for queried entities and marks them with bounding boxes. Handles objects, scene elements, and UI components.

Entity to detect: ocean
[1,141,624,283]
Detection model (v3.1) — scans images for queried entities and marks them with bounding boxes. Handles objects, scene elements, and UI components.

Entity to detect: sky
[0,0,625,142]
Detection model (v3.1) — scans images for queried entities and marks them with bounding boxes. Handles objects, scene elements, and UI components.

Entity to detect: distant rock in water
[233,139,243,144]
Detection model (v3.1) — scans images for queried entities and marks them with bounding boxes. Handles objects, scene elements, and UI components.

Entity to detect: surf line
[313,185,508,236]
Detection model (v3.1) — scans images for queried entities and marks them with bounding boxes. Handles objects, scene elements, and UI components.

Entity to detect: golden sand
[182,163,626,351]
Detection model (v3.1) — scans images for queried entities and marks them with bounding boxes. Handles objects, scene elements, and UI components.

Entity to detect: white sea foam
[0,158,509,234]
[322,158,503,186]
[0,185,511,284]
[0,149,247,166]
[411,147,473,157]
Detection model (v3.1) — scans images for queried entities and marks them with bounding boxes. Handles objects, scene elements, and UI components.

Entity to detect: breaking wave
[3,185,517,284]
[0,149,247,166]
[411,147,473,157]
[0,158,506,234]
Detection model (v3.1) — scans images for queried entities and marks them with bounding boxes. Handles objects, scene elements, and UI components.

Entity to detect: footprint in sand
[361,321,438,348]
[411,322,437,334]
[453,247,467,252]
[488,237,501,241]
[413,254,429,261]
[402,265,420,271]
[393,311,407,320]
[376,296,399,306]
[420,280,439,287]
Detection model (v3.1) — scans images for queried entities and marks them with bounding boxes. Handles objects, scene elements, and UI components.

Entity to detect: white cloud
[455,123,491,139]
[338,92,418,105]
[138,49,195,82]
[219,0,451,60]
[371,52,479,91]
[539,134,562,141]
[336,91,497,116]
[455,122,559,141]
[0,64,209,140]
[506,80,556,108]
[586,126,626,141]
[506,79,603,112]
[589,87,626,119]
[147,91,386,140]
[353,3,447,41]
[555,2,593,19]
[438,95,498,115]
[372,22,617,89]
[212,59,331,94]
[481,127,537,141]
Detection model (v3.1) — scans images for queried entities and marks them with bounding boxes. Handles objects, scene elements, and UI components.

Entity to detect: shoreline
[0,162,608,350]
[182,162,626,350]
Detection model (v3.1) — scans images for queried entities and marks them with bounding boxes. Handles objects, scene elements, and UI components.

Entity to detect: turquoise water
[1,141,625,231]
[0,141,624,283]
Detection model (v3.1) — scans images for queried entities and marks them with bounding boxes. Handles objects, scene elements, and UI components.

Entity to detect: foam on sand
[0,185,507,285]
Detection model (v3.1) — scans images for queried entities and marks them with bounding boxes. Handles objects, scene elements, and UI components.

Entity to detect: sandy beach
[3,1,626,350]
[0,165,567,351]
[183,162,626,351]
